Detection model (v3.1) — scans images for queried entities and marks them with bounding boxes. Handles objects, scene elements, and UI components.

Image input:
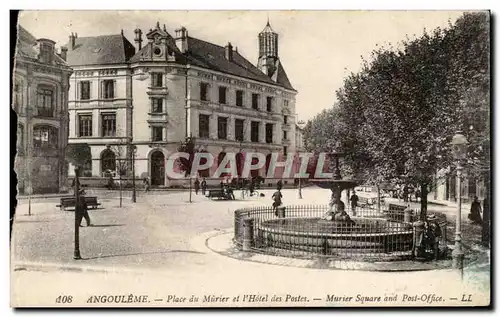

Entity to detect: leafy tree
[304,12,490,221]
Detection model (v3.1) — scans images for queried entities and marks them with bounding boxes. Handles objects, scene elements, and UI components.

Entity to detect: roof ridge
[77,34,123,39]
[187,35,232,51]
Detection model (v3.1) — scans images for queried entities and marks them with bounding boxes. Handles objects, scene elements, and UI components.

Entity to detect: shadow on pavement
[81,249,205,260]
[86,224,125,228]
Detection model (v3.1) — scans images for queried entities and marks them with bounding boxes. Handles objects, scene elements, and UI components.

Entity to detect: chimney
[134,28,143,51]
[175,27,188,53]
[225,42,233,61]
[60,46,68,61]
[69,32,76,50]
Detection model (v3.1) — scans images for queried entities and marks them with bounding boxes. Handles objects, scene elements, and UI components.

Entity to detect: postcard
[11,10,491,307]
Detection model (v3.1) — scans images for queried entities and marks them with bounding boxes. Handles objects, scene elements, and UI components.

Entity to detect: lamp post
[297,152,303,199]
[130,144,137,203]
[451,131,467,270]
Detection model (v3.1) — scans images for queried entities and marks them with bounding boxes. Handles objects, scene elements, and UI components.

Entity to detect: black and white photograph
[9,9,491,307]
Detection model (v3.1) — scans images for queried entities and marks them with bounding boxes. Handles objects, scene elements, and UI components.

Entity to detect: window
[199,114,210,138]
[252,93,259,110]
[36,87,53,117]
[101,80,115,99]
[283,146,288,156]
[284,115,288,124]
[200,82,209,101]
[235,119,244,142]
[236,90,244,107]
[33,125,58,148]
[78,114,93,137]
[80,81,91,100]
[284,100,289,108]
[17,124,23,149]
[101,149,116,174]
[283,130,287,140]
[151,98,163,113]
[251,121,260,142]
[13,82,22,111]
[265,123,273,144]
[266,96,273,112]
[152,126,163,142]
[218,117,228,140]
[152,73,163,87]
[218,86,227,104]
[101,113,116,137]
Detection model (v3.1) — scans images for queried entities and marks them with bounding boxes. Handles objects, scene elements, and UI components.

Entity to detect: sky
[19,10,468,122]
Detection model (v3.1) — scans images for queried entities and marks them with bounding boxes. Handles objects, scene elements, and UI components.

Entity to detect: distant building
[66,21,298,187]
[295,121,306,151]
[14,26,73,194]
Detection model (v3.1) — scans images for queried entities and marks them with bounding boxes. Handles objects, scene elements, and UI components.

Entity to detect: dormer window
[37,39,55,64]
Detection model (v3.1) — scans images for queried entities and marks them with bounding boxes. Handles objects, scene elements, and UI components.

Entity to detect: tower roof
[260,19,276,34]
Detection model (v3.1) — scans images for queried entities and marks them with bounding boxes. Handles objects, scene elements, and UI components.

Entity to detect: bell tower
[257,19,279,77]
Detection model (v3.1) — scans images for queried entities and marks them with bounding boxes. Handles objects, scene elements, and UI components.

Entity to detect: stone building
[67,21,298,187]
[14,25,73,194]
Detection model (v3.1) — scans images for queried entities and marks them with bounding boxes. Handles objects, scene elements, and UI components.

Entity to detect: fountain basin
[255,217,414,255]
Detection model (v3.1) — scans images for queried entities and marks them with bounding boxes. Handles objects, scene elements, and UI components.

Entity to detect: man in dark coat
[76,190,91,227]
[201,178,207,195]
[194,178,200,195]
[468,196,482,224]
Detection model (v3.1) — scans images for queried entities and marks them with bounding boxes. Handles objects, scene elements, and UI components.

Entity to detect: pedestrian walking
[107,173,114,190]
[194,178,200,195]
[350,191,359,215]
[143,177,150,193]
[468,196,483,225]
[201,178,207,196]
[76,189,91,227]
[272,186,283,216]
[277,180,283,191]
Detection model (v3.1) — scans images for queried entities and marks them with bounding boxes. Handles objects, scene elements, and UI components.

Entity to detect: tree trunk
[119,173,123,208]
[419,183,428,221]
[377,185,381,212]
[482,171,490,248]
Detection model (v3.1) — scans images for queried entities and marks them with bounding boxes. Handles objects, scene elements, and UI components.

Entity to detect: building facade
[67,21,298,187]
[14,26,73,194]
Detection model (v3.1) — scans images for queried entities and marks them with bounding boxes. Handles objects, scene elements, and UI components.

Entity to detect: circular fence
[234,205,447,261]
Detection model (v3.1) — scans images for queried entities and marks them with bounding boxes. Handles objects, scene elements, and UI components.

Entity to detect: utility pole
[130,144,137,203]
[73,166,82,260]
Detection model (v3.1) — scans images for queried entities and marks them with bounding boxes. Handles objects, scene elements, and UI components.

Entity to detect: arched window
[101,149,116,175]
[236,152,244,177]
[198,150,210,178]
[33,125,58,148]
[36,85,54,117]
[217,152,228,177]
[17,123,24,149]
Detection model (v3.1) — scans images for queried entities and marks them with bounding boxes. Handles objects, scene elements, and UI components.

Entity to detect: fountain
[309,150,359,222]
[233,149,415,260]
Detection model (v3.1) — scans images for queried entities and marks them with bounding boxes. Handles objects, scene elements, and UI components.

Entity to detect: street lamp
[130,144,137,203]
[451,131,467,270]
[297,152,303,199]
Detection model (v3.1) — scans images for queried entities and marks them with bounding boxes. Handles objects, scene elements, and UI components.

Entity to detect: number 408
[56,295,73,304]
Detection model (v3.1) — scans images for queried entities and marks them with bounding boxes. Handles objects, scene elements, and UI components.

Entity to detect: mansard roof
[16,25,68,67]
[66,34,136,66]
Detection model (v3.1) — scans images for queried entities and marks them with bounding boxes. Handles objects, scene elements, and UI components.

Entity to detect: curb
[204,230,459,272]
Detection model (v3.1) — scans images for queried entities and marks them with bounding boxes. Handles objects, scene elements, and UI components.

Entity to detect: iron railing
[234,204,448,262]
